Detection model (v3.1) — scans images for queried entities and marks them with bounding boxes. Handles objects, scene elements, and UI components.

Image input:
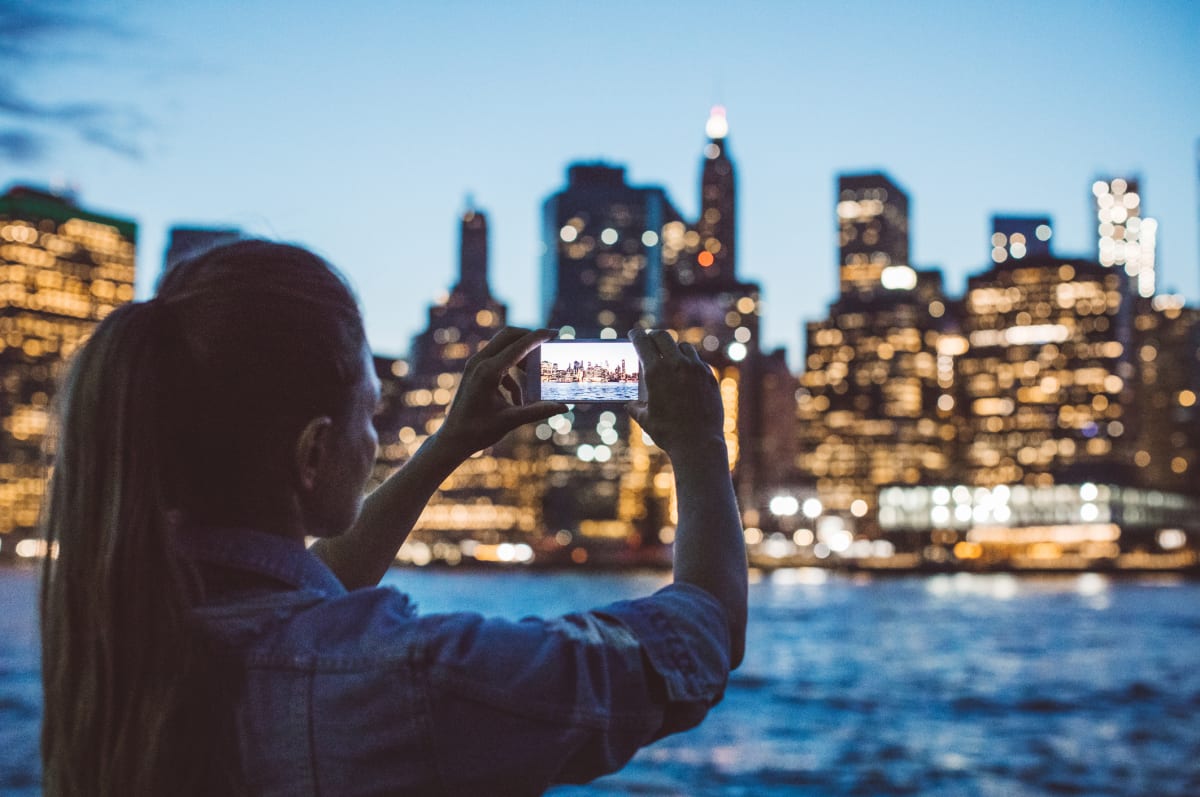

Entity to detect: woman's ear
[293,416,334,492]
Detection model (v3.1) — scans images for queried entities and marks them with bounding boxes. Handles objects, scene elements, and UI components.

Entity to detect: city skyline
[2,175,1197,568]
[2,1,1198,365]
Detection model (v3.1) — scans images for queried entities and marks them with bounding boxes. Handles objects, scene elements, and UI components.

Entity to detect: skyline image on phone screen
[530,340,643,403]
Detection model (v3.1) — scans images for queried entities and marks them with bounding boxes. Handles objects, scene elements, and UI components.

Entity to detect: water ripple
[5,568,1200,795]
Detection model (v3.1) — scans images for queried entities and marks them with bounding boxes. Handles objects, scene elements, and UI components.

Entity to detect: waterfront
[2,566,1199,795]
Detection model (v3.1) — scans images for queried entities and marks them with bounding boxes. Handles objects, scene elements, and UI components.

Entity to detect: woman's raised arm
[312,327,565,590]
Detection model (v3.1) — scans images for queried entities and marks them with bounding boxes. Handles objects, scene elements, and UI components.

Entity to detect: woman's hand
[318,327,564,589]
[626,328,726,460]
[435,327,568,459]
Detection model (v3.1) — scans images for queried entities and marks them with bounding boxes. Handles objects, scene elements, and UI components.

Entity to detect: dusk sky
[3,0,1198,363]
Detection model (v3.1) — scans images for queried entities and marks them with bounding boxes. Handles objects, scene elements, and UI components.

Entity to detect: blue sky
[541,341,639,374]
[3,0,1199,363]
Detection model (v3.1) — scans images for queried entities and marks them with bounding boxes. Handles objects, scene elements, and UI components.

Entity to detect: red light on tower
[698,251,714,267]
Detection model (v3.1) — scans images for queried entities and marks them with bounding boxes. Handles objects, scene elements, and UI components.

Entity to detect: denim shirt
[179,526,732,796]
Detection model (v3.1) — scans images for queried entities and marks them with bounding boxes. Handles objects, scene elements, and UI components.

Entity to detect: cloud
[0,129,46,163]
[0,2,148,163]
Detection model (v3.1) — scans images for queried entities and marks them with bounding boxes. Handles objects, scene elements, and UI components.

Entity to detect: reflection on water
[543,382,639,402]
[2,568,1199,796]
[549,571,1200,797]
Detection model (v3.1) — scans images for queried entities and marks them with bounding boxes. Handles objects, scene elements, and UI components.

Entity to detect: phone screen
[528,339,643,403]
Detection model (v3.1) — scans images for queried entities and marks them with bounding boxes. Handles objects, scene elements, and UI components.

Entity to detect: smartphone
[526,339,645,404]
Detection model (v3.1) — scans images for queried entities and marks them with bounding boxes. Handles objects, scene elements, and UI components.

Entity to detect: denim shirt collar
[175,524,348,597]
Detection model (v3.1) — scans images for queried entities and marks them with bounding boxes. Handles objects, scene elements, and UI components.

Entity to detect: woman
[41,240,747,796]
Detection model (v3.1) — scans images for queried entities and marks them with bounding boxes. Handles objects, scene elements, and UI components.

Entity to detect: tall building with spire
[665,106,737,289]
[662,107,763,496]
[0,186,136,548]
[410,204,507,373]
[454,203,490,300]
[375,206,541,565]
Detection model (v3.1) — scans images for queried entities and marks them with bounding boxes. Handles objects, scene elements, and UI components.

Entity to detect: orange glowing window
[697,251,714,267]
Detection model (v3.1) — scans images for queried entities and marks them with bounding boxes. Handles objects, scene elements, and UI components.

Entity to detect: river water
[2,566,1198,795]
[542,382,640,402]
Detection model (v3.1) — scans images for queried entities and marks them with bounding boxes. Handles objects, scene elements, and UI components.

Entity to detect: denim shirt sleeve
[418,582,731,794]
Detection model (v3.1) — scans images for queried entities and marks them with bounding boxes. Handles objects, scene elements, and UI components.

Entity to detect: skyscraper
[377,206,539,564]
[542,163,678,336]
[837,173,911,299]
[795,172,952,535]
[1093,177,1157,298]
[539,164,683,552]
[0,186,136,545]
[661,108,762,494]
[410,205,506,373]
[667,106,737,288]
[454,204,490,301]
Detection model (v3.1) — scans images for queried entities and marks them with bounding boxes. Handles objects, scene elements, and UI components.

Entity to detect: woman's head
[76,239,375,533]
[41,240,376,794]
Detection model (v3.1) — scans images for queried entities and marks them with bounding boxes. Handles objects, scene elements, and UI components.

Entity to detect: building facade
[876,205,1200,568]
[0,186,136,546]
[795,173,954,537]
[956,254,1136,489]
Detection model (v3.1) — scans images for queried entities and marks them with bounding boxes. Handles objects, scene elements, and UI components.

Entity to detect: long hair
[40,240,367,795]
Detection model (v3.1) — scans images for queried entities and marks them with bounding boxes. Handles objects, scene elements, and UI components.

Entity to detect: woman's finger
[625,400,649,429]
[489,328,557,373]
[629,328,663,373]
[500,400,568,429]
[679,341,709,370]
[647,329,678,360]
[473,327,532,362]
[500,370,523,406]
